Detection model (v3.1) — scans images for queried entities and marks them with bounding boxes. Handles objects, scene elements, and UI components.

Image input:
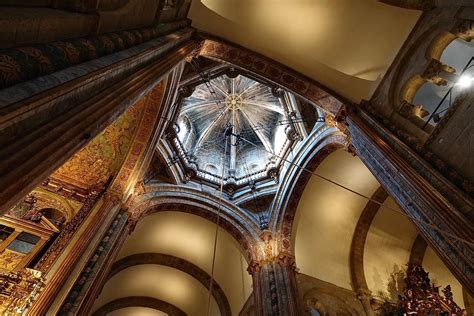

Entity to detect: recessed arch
[121,199,255,315]
[292,148,381,290]
[349,186,388,302]
[92,265,220,316]
[427,31,458,61]
[31,188,78,222]
[109,253,231,316]
[130,184,262,261]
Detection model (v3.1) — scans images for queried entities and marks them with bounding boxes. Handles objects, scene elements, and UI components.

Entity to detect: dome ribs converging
[171,71,309,195]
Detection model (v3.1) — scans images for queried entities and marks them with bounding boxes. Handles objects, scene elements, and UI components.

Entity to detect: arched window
[40,208,66,228]
[412,38,474,128]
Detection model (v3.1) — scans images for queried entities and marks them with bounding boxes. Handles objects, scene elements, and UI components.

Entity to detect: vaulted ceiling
[189,0,421,102]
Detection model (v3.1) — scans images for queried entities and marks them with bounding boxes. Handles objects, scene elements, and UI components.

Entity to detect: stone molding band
[197,34,346,116]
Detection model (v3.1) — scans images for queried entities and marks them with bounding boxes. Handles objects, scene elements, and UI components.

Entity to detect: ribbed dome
[175,73,302,189]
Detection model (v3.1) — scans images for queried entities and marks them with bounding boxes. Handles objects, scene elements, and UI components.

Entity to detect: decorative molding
[0,268,45,314]
[270,126,347,240]
[0,37,197,212]
[59,210,129,314]
[129,183,261,262]
[361,101,473,198]
[29,188,121,314]
[347,108,474,294]
[109,81,167,197]
[34,187,103,273]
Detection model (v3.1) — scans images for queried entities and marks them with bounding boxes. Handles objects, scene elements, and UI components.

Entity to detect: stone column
[346,107,474,294]
[247,231,300,316]
[0,30,197,211]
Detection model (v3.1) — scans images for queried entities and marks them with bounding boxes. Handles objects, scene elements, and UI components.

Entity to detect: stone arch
[93,296,186,316]
[389,15,473,122]
[427,32,459,61]
[408,234,428,266]
[129,184,262,262]
[108,253,231,316]
[270,128,347,245]
[349,186,388,315]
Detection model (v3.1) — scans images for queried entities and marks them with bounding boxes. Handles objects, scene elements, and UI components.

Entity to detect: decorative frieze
[0,20,191,89]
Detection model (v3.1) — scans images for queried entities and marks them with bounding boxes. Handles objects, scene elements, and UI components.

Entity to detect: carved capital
[452,19,474,41]
[103,191,122,206]
[422,59,454,86]
[356,288,373,301]
[276,252,296,268]
[247,260,262,275]
[399,100,429,118]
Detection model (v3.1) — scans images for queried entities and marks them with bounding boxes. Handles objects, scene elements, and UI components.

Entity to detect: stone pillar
[0,30,197,212]
[247,231,300,316]
[346,107,474,294]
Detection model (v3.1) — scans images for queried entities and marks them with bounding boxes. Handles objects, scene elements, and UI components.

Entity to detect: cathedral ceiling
[189,0,421,102]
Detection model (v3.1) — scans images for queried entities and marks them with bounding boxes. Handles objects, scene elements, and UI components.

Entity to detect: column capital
[103,191,123,206]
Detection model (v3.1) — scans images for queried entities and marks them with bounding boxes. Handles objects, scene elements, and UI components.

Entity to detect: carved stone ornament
[422,59,455,86]
[0,268,45,315]
[452,19,474,41]
[399,100,429,118]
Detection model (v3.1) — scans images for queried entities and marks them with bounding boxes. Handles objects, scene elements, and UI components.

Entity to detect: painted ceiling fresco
[52,103,144,189]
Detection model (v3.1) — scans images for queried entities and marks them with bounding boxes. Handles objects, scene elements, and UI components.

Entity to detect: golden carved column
[28,191,123,315]
[0,268,45,315]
